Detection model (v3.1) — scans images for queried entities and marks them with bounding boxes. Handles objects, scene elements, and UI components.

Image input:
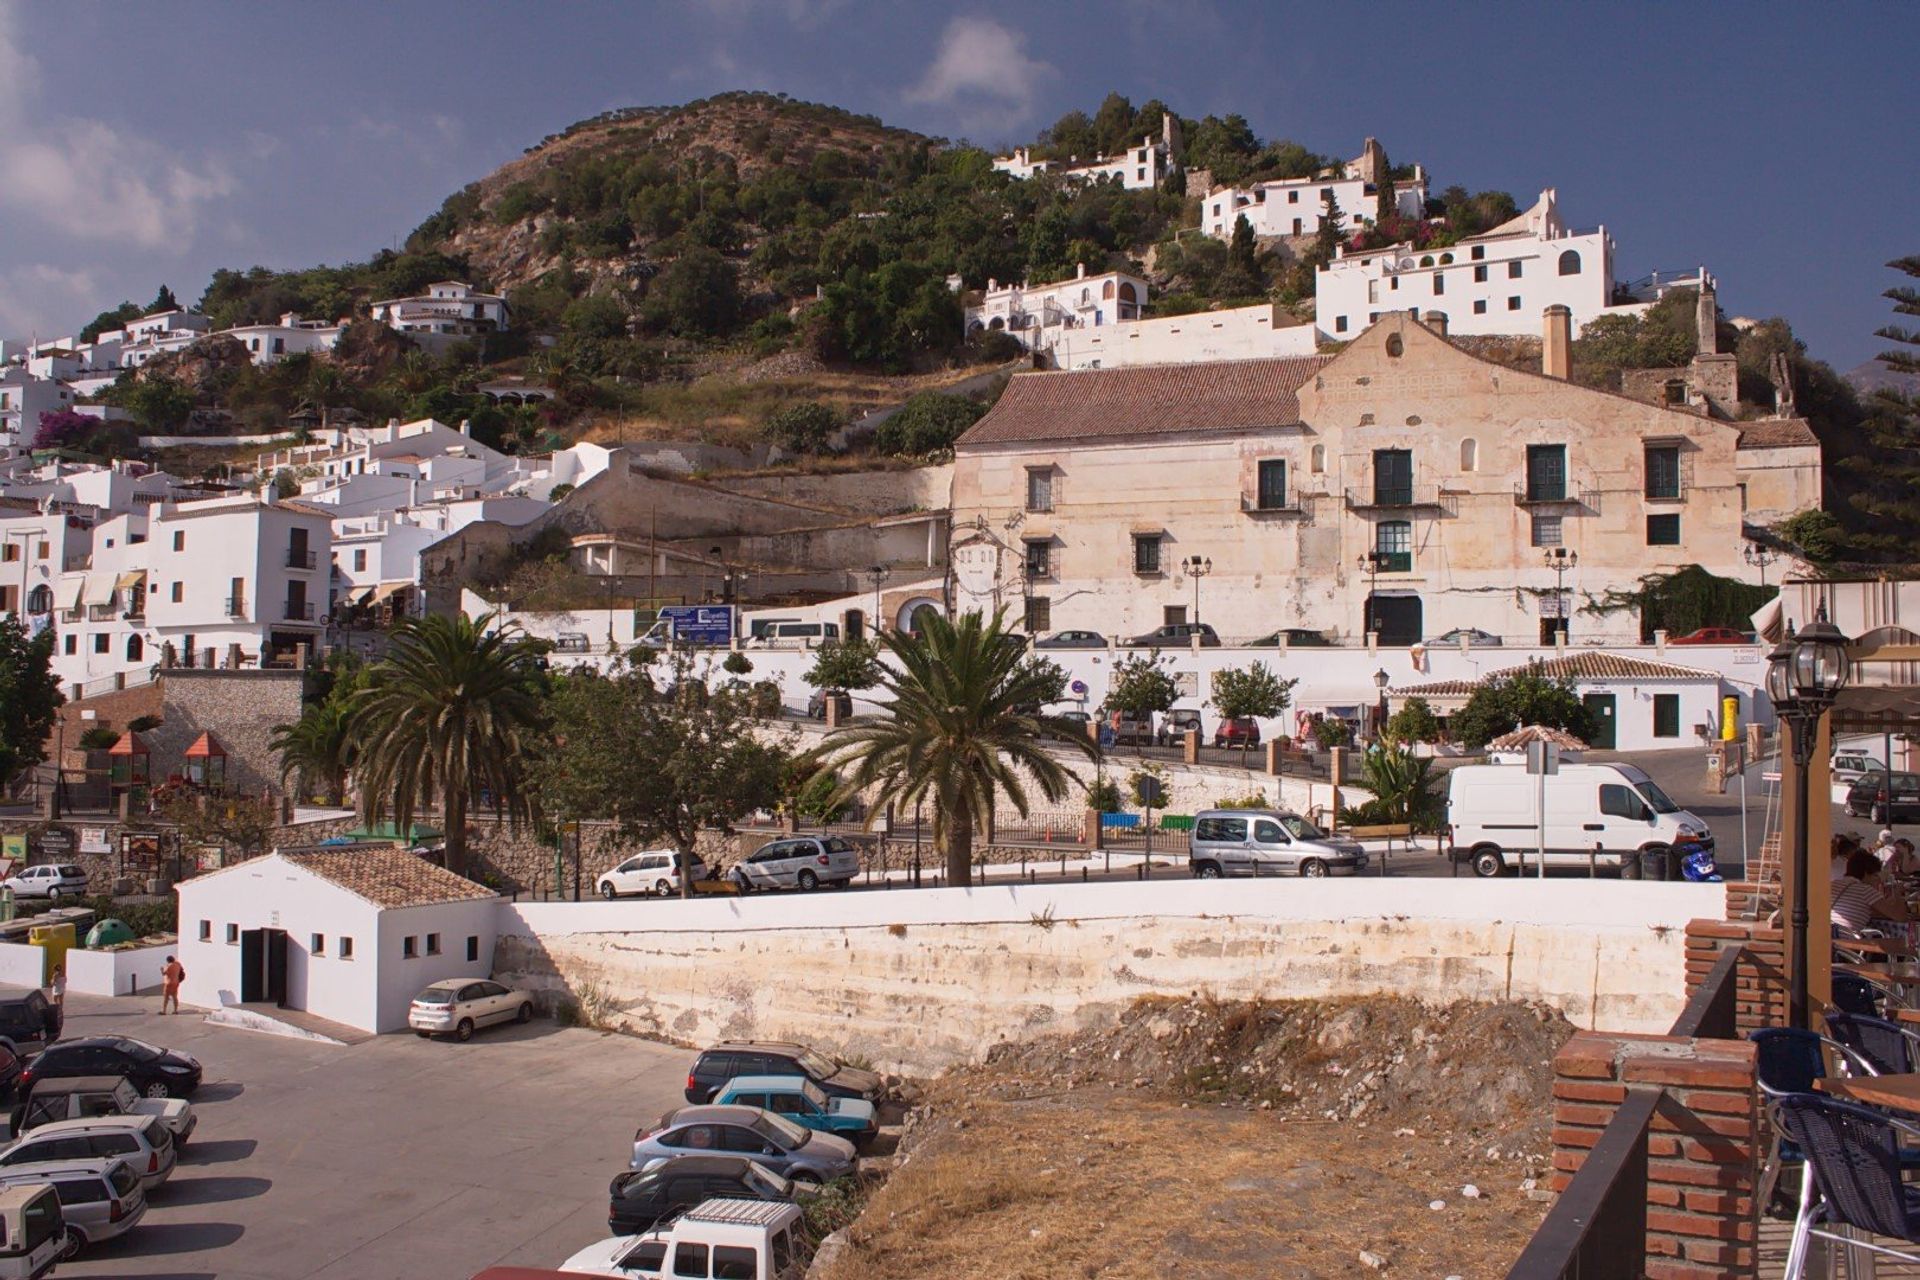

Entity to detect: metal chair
[1750,1029,1884,1218]
[1833,970,1902,1018]
[1827,1011,1920,1077]
[1773,1093,1920,1279]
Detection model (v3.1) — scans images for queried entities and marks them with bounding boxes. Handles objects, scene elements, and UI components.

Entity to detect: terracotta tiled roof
[957,356,1330,447]
[1487,724,1590,751]
[283,849,498,909]
[1736,419,1819,449]
[1491,652,1719,682]
[1395,679,1479,697]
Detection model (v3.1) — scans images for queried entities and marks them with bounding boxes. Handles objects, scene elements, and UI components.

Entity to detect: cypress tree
[1845,256,1920,552]
[1229,214,1258,277]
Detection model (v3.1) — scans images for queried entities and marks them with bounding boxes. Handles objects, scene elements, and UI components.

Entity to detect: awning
[114,571,145,592]
[55,577,84,611]
[343,585,374,605]
[81,574,115,606]
[369,581,410,605]
[1750,595,1785,645]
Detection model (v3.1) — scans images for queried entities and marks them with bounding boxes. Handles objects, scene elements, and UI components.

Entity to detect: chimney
[1695,275,1718,356]
[1542,305,1572,380]
[1076,262,1087,279]
[1425,310,1448,336]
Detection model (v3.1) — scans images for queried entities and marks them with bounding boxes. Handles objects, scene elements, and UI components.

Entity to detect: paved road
[44,990,687,1280]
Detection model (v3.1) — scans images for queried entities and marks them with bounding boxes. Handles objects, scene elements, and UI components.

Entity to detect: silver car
[1,865,89,902]
[408,979,534,1042]
[0,1156,146,1258]
[597,850,710,899]
[730,836,860,893]
[630,1104,856,1185]
[0,1116,177,1190]
[1188,808,1369,878]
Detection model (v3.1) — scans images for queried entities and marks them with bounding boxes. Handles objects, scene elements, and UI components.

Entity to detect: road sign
[1526,741,1561,775]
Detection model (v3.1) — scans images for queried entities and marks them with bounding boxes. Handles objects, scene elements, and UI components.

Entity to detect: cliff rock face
[129,335,252,392]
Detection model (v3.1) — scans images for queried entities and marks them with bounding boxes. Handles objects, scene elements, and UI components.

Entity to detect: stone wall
[42,681,164,763]
[710,465,952,516]
[150,669,307,796]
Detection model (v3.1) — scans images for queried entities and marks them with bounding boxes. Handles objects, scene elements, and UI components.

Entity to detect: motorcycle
[1676,837,1723,883]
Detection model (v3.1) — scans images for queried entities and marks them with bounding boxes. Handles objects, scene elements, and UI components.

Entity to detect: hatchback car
[408,980,534,1042]
[607,1154,795,1236]
[1669,626,1752,645]
[0,865,88,903]
[1034,630,1107,650]
[729,836,859,893]
[1156,709,1204,747]
[1250,628,1334,647]
[631,1105,856,1185]
[1213,717,1262,750]
[1188,809,1369,878]
[685,1041,884,1106]
[598,851,710,900]
[0,1157,144,1259]
[13,1075,195,1147]
[1128,622,1221,648]
[711,1076,877,1146]
[0,1116,176,1191]
[0,991,61,1059]
[1846,771,1920,823]
[1429,628,1503,648]
[19,1039,199,1100]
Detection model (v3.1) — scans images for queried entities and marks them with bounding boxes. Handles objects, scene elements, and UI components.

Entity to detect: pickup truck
[10,1075,196,1147]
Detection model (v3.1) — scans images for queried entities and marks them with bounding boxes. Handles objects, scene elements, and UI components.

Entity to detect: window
[1310,444,1326,474]
[1256,459,1288,509]
[1385,334,1403,358]
[466,936,479,963]
[1471,246,1485,261]
[310,934,325,956]
[1531,515,1563,547]
[673,1243,709,1278]
[1653,694,1681,739]
[1432,274,1445,296]
[1599,785,1649,820]
[340,937,354,960]
[1288,190,1299,203]
[426,933,441,956]
[712,1246,759,1279]
[1645,445,1681,499]
[1335,315,1349,333]
[1508,261,1523,279]
[353,549,367,572]
[1507,296,1522,310]
[1371,448,1412,506]
[125,635,141,662]
[25,585,50,614]
[0,545,14,562]
[1374,521,1412,572]
[198,920,211,941]
[403,936,418,959]
[35,541,47,560]
[1473,265,1488,283]
[1024,540,1051,579]
[1473,300,1488,314]
[63,635,75,656]
[226,924,239,945]
[1024,596,1051,632]
[1646,514,1681,546]
[1162,605,1186,627]
[1663,379,1688,405]
[170,582,182,603]
[1195,816,1248,842]
[1460,439,1478,472]
[1526,445,1567,502]
[1558,250,1582,275]
[92,634,108,654]
[1132,535,1161,574]
[1025,468,1053,512]
[171,531,184,552]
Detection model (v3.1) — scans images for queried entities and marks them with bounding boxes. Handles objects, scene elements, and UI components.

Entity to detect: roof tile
[283,848,497,909]
[958,356,1330,447]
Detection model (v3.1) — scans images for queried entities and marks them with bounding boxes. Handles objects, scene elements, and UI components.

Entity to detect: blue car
[711,1075,878,1147]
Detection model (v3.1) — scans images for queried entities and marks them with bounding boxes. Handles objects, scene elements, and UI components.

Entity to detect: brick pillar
[1265,740,1283,776]
[1684,919,1786,1037]
[1084,808,1102,849]
[1182,728,1200,765]
[1552,1031,1759,1280]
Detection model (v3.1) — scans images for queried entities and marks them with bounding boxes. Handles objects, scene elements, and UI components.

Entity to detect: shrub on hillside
[874,392,984,457]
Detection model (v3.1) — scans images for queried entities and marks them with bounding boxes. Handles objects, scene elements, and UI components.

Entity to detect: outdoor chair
[1772,1093,1920,1279]
[1833,970,1902,1018]
[1750,1029,1885,1218]
[1827,1011,1920,1077]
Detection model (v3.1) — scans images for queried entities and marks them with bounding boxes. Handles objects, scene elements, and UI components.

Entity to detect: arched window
[1558,250,1581,276]
[1101,280,1115,300]
[25,585,51,614]
[125,635,143,662]
[1310,444,1327,474]
[1460,438,1478,472]
[1385,334,1404,358]
[1439,253,1454,265]
[1418,255,1435,268]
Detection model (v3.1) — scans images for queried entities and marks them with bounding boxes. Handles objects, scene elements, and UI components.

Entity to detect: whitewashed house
[0,368,73,446]
[964,265,1148,356]
[221,313,345,366]
[1050,302,1319,371]
[369,282,509,339]
[173,849,502,1035]
[118,311,212,369]
[993,126,1176,191]
[141,494,333,670]
[1203,140,1427,240]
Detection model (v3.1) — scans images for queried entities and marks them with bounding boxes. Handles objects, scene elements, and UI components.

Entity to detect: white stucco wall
[372,902,502,1032]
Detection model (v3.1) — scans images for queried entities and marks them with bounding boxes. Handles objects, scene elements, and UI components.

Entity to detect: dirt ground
[821,996,1571,1280]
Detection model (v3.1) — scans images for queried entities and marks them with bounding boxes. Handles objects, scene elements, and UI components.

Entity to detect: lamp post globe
[1771,620,1852,1031]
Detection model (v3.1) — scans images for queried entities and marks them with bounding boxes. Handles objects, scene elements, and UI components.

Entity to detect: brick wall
[42,682,165,762]
[1684,919,1786,1038]
[1552,1030,1759,1280]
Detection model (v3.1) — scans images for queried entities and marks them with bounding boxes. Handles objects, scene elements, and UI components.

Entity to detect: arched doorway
[843,609,866,641]
[896,596,943,636]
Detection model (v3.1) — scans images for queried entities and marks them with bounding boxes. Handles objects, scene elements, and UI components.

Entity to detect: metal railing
[285,547,317,570]
[282,600,316,621]
[1343,485,1451,512]
[225,596,247,618]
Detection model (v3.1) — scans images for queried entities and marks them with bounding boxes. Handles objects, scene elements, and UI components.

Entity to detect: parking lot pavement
[38,989,690,1280]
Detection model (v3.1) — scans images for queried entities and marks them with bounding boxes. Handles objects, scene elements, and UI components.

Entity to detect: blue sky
[0,1,1909,370]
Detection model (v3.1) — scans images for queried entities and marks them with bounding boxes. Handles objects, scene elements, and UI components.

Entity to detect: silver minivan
[0,1157,145,1258]
[0,1116,176,1191]
[730,836,861,892]
[1188,809,1369,878]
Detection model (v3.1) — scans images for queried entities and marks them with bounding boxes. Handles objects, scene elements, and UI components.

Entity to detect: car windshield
[744,1164,791,1198]
[111,1082,139,1109]
[751,1111,811,1149]
[1279,815,1325,840]
[800,1079,830,1108]
[110,1039,163,1062]
[796,1049,838,1078]
[1634,782,1681,814]
[415,987,458,1005]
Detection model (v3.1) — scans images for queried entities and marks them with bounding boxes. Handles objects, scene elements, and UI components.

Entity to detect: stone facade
[149,668,307,796]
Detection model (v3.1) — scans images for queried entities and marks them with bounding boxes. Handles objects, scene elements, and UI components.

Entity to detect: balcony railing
[86,604,116,621]
[1514,483,1576,507]
[1241,493,1306,516]
[282,601,316,621]
[285,548,317,570]
[1344,486,1450,513]
[225,597,247,619]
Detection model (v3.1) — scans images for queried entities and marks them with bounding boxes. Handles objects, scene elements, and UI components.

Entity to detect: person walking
[159,955,185,1015]
[48,965,64,1011]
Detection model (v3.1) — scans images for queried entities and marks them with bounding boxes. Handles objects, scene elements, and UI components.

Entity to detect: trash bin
[1640,847,1670,882]
[85,919,134,949]
[27,921,74,987]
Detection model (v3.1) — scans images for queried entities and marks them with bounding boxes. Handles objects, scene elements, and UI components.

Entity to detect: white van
[1446,763,1713,878]
[747,621,839,649]
[559,1197,807,1278]
[0,1184,62,1279]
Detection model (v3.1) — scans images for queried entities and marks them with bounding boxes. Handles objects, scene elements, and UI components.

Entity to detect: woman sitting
[1833,848,1914,934]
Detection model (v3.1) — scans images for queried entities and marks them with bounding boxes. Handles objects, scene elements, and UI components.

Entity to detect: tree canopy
[1449,669,1595,751]
[0,618,61,790]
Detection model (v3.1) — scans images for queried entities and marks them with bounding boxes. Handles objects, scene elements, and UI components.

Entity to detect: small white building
[1050,302,1318,371]
[993,125,1176,191]
[964,265,1147,356]
[173,848,503,1035]
[0,368,74,447]
[1201,139,1426,241]
[369,282,509,338]
[221,314,345,366]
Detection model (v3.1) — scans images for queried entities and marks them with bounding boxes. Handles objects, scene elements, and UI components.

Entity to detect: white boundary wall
[64,943,174,998]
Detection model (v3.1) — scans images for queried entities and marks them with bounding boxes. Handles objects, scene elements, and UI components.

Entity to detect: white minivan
[1447,763,1713,878]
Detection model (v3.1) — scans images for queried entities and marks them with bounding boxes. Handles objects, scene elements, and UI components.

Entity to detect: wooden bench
[1348,823,1416,850]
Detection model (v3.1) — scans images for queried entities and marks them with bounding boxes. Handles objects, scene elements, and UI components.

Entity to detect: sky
[0,1,1910,371]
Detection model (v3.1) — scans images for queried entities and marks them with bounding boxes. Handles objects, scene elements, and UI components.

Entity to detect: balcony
[86,604,116,621]
[282,601,316,622]
[1344,485,1451,513]
[1514,483,1579,508]
[225,597,247,619]
[285,548,318,570]
[1241,493,1307,517]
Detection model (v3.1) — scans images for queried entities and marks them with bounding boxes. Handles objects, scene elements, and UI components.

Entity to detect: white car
[597,850,709,900]
[1832,750,1887,784]
[407,979,534,1042]
[561,1198,808,1279]
[1,864,89,902]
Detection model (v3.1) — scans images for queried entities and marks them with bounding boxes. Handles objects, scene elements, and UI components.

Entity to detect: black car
[0,1046,22,1106]
[685,1040,884,1106]
[805,689,852,720]
[609,1155,795,1235]
[1127,623,1221,648]
[0,990,61,1057]
[1034,630,1107,650]
[1846,771,1920,822]
[19,1036,201,1099]
[1250,628,1334,648]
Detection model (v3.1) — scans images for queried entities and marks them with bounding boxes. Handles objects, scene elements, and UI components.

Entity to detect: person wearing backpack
[160,955,186,1014]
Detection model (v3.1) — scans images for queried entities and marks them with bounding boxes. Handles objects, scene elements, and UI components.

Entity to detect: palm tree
[811,610,1098,887]
[349,613,547,876]
[270,655,366,806]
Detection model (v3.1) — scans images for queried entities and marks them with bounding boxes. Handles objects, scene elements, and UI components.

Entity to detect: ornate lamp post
[1373,668,1391,739]
[1180,555,1212,627]
[1357,552,1384,638]
[1744,542,1780,588]
[1766,619,1851,1029]
[1543,546,1578,641]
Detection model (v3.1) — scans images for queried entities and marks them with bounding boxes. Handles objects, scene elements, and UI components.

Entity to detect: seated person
[1833,849,1914,934]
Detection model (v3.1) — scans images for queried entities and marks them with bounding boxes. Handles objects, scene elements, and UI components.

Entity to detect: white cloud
[0,3,236,249]
[699,0,850,28]
[0,265,101,342]
[903,16,1055,135]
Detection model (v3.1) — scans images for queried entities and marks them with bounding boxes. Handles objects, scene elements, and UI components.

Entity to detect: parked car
[0,993,60,1059]
[1213,717,1262,750]
[804,689,852,721]
[1050,709,1091,726]
[1034,630,1107,650]
[13,1076,195,1148]
[564,1197,808,1279]
[408,980,534,1042]
[607,1154,795,1236]
[0,866,87,903]
[711,1075,877,1147]
[19,1040,199,1100]
[685,1041,884,1106]
[0,1116,177,1192]
[631,1106,857,1185]
[0,1183,66,1279]
[1669,626,1753,646]
[0,1049,22,1109]
[1429,628,1503,648]
[0,1157,144,1259]
[1189,809,1368,878]
[1250,628,1333,647]
[1105,710,1155,747]
[1128,622,1221,648]
[1846,771,1920,823]
[598,851,709,900]
[729,836,860,893]
[1155,709,1204,747]
[1447,763,1713,877]
[1831,750,1887,785]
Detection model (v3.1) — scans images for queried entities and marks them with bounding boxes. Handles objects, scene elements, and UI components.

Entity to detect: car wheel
[1299,858,1328,879]
[517,1001,533,1024]
[600,883,617,901]
[798,869,819,891]
[455,1019,475,1043]
[415,1030,430,1038]
[44,887,60,903]
[144,1080,173,1099]
[655,879,673,898]
[1194,861,1222,879]
[788,1170,822,1188]
[57,1225,84,1260]
[1471,848,1505,879]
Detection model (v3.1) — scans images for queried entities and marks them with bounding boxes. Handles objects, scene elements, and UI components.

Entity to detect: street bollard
[1590,842,1600,878]
[1081,867,1088,882]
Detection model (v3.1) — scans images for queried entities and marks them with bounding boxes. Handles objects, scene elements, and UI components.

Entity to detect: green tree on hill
[0,617,61,791]
[1843,255,1920,553]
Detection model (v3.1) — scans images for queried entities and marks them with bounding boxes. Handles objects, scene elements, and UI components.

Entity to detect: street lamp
[1357,552,1384,638]
[1180,556,1212,626]
[1744,542,1780,588]
[1543,547,1578,642]
[1373,668,1391,739]
[865,565,890,635]
[1766,618,1851,1029]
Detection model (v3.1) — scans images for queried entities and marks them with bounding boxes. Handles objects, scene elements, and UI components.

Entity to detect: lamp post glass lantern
[1373,668,1390,738]
[1181,556,1211,626]
[1769,620,1851,1030]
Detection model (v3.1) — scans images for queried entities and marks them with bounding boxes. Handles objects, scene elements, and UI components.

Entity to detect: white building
[1050,302,1319,371]
[0,368,74,447]
[117,311,213,369]
[1203,140,1427,240]
[963,265,1148,355]
[173,848,502,1035]
[992,126,1176,191]
[222,314,345,366]
[1313,188,1708,341]
[369,282,509,339]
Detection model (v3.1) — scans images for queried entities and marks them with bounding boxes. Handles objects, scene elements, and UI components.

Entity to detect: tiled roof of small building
[1487,724,1590,751]
[957,356,1330,446]
[1497,652,1718,682]
[1736,419,1819,449]
[1395,679,1479,697]
[283,849,497,909]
